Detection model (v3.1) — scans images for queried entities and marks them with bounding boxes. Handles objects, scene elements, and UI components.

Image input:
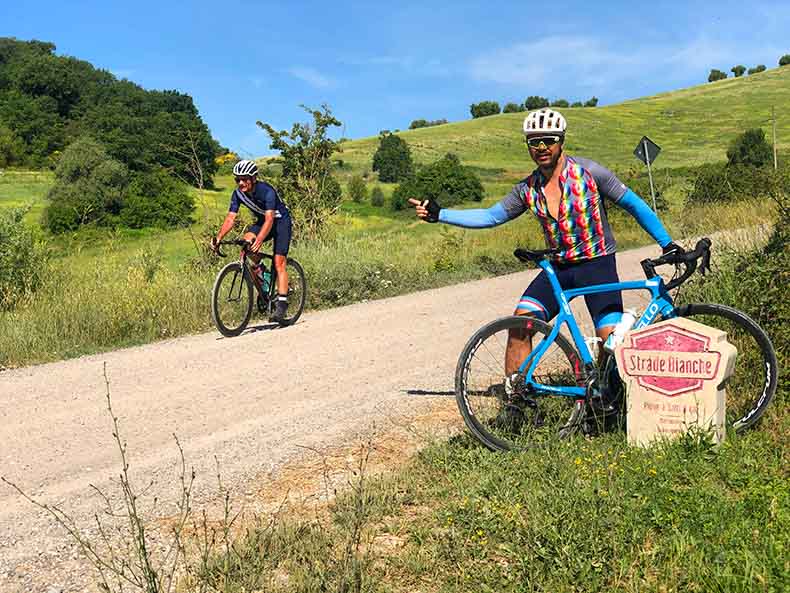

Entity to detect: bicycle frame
[519,259,678,398]
[225,248,275,304]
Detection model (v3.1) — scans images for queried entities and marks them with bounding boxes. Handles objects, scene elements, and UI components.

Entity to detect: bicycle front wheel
[275,258,307,326]
[211,262,254,337]
[455,316,587,452]
[673,303,778,432]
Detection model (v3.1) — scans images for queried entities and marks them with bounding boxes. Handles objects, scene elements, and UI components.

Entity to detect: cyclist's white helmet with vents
[232,159,258,177]
[523,109,567,136]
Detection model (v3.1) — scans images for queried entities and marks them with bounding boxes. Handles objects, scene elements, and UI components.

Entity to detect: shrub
[584,96,599,107]
[708,69,727,82]
[370,185,384,207]
[727,128,772,167]
[470,101,501,118]
[119,168,195,229]
[570,101,583,108]
[731,65,746,77]
[550,99,569,108]
[747,64,766,74]
[503,102,525,113]
[372,132,414,183]
[347,174,368,203]
[0,124,25,167]
[0,206,46,310]
[686,162,771,204]
[524,96,549,110]
[42,136,128,233]
[391,153,484,210]
[779,54,790,66]
[409,118,448,129]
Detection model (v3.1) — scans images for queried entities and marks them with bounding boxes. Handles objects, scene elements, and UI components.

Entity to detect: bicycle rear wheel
[673,303,777,432]
[274,258,307,326]
[455,316,587,451]
[211,262,254,337]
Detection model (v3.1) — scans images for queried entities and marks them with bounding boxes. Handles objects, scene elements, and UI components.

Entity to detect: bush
[0,124,25,167]
[708,69,727,82]
[119,168,194,229]
[747,64,766,74]
[370,185,384,207]
[409,118,448,129]
[503,102,525,113]
[727,128,772,167]
[550,99,569,107]
[470,101,501,118]
[347,174,368,203]
[686,162,772,204]
[584,96,599,107]
[731,65,746,77]
[391,153,484,210]
[42,136,128,233]
[0,206,46,310]
[570,101,583,108]
[779,54,790,66]
[524,96,549,110]
[372,132,414,183]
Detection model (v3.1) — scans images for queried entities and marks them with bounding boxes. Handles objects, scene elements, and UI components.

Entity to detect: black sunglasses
[234,176,254,183]
[526,135,562,149]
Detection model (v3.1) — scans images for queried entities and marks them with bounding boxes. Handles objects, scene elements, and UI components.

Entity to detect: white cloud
[287,66,335,89]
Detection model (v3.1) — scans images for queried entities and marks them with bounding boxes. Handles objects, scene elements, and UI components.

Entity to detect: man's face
[235,175,255,193]
[526,134,564,169]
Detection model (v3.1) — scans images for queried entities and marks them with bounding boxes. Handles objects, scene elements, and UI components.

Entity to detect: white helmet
[232,159,258,176]
[523,109,567,135]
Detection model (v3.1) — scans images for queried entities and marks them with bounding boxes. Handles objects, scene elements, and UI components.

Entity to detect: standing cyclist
[409,108,682,389]
[212,159,292,322]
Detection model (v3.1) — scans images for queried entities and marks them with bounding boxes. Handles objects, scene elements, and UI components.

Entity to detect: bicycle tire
[274,258,307,326]
[455,315,587,451]
[211,262,254,337]
[672,303,778,432]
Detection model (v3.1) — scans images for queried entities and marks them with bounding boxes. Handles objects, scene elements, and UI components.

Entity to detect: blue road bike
[455,239,778,451]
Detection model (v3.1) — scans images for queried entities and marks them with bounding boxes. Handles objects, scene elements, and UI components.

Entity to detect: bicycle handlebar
[640,238,712,291]
[214,239,251,258]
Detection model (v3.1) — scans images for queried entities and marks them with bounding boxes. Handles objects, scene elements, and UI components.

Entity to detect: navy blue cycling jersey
[228,181,289,219]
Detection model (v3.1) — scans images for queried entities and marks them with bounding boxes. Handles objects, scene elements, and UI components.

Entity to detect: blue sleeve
[616,189,672,247]
[228,190,240,214]
[438,202,511,229]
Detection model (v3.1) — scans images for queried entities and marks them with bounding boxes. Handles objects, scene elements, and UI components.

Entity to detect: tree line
[470,96,598,119]
[708,54,790,82]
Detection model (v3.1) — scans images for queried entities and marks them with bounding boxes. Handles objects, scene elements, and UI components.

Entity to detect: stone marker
[615,317,737,446]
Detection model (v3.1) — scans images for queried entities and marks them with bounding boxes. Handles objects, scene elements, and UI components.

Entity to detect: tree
[257,104,344,239]
[731,65,746,77]
[0,123,25,167]
[726,128,772,168]
[370,185,385,207]
[119,168,194,229]
[780,54,790,66]
[469,101,501,118]
[748,64,767,74]
[584,96,599,107]
[524,96,549,110]
[550,99,570,108]
[571,101,583,108]
[708,69,728,82]
[347,175,368,203]
[372,132,414,183]
[503,102,524,113]
[409,119,429,129]
[391,153,484,210]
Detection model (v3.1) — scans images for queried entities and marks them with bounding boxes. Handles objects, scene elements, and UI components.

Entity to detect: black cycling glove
[421,198,441,223]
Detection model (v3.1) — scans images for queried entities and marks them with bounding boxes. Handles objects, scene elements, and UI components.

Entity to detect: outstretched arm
[616,189,672,248]
[408,194,522,228]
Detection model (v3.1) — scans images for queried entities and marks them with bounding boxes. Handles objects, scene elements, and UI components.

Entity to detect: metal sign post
[633,136,662,212]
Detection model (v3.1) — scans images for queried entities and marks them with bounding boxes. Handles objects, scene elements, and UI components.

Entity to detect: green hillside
[339,66,790,177]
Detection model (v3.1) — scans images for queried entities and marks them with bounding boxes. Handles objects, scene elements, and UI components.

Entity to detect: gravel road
[0,244,666,592]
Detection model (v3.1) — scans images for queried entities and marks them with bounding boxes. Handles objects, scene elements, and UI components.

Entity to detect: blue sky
[2,0,789,156]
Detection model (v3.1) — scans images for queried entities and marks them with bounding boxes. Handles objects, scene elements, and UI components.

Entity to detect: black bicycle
[211,239,307,337]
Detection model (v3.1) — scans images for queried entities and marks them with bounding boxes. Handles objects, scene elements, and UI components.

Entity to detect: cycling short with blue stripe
[516,254,623,329]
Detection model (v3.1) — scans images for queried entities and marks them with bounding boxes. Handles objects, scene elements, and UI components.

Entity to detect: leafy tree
[747,64,767,74]
[731,65,746,77]
[372,132,413,183]
[726,128,772,168]
[503,102,525,113]
[347,174,368,203]
[409,118,448,129]
[43,136,128,233]
[257,104,344,239]
[780,54,790,66]
[0,123,25,167]
[470,101,501,118]
[391,153,484,210]
[524,96,549,110]
[584,96,599,107]
[370,185,385,207]
[708,69,727,82]
[550,99,569,108]
[571,101,583,108]
[119,168,194,229]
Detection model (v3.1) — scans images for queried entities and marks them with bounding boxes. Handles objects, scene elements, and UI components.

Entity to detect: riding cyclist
[212,159,292,322]
[409,108,682,402]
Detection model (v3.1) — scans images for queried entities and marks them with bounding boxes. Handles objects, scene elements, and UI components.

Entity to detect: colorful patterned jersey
[500,156,628,262]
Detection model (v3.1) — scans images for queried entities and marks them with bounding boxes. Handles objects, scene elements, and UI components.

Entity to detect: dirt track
[0,244,668,592]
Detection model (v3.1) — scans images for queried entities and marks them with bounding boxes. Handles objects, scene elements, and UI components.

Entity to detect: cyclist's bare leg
[505,310,537,376]
[273,254,289,295]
